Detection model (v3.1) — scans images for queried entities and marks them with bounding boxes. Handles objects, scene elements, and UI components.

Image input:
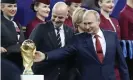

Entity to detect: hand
[34,51,45,62]
[0,47,7,53]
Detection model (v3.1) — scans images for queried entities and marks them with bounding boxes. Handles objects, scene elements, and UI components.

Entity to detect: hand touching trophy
[20,39,36,75]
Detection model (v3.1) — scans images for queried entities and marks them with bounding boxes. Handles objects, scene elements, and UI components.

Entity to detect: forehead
[102,0,114,2]
[83,13,97,22]
[52,10,67,17]
[71,2,81,5]
[2,3,17,6]
[38,3,50,6]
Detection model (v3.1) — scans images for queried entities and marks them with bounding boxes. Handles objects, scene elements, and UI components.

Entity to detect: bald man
[29,2,75,80]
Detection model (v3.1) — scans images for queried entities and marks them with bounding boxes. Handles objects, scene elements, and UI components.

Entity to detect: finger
[3,48,7,52]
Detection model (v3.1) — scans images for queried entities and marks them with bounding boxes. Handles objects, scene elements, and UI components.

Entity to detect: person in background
[119,0,133,40]
[64,0,82,29]
[98,0,121,39]
[34,10,130,80]
[119,0,133,79]
[1,0,25,71]
[26,0,50,38]
[81,0,100,11]
[29,2,74,80]
[72,7,87,33]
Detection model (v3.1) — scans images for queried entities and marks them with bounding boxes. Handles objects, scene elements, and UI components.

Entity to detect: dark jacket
[29,21,76,80]
[1,15,25,70]
[47,30,130,80]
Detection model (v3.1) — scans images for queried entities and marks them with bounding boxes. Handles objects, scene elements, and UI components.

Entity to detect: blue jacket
[47,30,130,80]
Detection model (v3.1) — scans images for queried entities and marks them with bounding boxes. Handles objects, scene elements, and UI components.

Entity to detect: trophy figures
[21,39,36,75]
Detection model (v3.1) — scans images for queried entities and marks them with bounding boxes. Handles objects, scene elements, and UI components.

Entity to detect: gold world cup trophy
[21,39,36,75]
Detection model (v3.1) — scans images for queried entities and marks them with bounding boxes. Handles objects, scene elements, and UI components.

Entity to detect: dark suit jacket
[29,21,75,80]
[47,30,130,80]
[1,15,25,70]
[1,58,21,80]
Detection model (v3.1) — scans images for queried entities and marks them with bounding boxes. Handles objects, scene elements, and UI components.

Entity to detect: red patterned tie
[94,35,104,63]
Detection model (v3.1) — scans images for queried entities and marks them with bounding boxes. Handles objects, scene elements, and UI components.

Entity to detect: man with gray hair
[34,10,130,80]
[30,1,75,80]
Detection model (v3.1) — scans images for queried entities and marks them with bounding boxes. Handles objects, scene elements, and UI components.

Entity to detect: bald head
[51,2,68,28]
[52,2,68,13]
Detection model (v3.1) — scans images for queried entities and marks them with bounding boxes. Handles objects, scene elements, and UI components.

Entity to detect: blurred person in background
[81,0,100,11]
[64,0,82,29]
[98,0,121,39]
[1,0,25,71]
[119,0,133,40]
[72,7,87,33]
[26,0,50,38]
[119,0,133,79]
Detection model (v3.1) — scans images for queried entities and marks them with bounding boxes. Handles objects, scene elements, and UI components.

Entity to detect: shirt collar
[54,24,64,30]
[3,14,14,21]
[92,29,104,38]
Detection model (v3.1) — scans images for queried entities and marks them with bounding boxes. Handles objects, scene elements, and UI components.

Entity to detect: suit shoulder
[104,30,117,36]
[64,24,74,31]
[74,32,87,38]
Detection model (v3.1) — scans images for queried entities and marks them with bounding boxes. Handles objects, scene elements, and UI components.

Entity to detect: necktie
[56,28,62,48]
[94,35,104,63]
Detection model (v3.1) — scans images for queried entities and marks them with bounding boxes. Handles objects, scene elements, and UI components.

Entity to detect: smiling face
[51,9,68,28]
[1,3,17,17]
[99,0,115,13]
[35,3,50,18]
[83,10,100,34]
[51,2,68,28]
[69,2,81,15]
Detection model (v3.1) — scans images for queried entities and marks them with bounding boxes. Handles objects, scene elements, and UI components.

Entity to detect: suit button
[58,68,60,70]
[59,73,60,74]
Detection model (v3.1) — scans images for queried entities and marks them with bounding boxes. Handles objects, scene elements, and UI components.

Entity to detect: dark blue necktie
[56,28,62,48]
[121,40,127,58]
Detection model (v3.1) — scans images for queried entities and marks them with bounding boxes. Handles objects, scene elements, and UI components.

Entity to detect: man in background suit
[29,2,74,80]
[1,0,25,71]
[34,10,130,80]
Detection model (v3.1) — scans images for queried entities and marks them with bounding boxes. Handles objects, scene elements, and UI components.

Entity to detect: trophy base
[21,75,44,80]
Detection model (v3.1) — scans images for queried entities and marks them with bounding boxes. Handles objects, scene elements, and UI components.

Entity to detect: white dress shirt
[92,29,106,56]
[54,25,65,47]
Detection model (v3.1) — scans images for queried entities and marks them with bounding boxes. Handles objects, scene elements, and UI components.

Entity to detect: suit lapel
[63,25,69,44]
[48,22,58,48]
[5,19,18,40]
[102,30,110,63]
[85,33,100,63]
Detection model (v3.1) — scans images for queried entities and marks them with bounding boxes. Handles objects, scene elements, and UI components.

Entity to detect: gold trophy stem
[22,60,34,75]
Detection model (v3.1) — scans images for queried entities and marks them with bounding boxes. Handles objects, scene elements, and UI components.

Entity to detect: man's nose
[86,25,90,29]
[55,17,59,22]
